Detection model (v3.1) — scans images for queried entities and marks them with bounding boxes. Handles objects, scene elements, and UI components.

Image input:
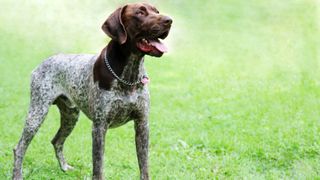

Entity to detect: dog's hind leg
[13,96,51,179]
[51,95,80,172]
[13,67,61,179]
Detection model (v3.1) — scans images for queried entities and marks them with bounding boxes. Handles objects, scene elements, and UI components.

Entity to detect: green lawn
[1,0,320,179]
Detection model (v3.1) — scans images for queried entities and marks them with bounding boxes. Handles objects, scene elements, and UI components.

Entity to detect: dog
[12,3,172,180]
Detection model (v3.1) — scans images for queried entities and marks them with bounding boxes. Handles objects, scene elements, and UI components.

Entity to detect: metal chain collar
[104,50,143,86]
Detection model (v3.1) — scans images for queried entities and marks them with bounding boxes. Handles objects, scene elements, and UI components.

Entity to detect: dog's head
[102,3,172,57]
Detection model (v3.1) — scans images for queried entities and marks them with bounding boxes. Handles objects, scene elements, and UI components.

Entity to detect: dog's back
[31,54,97,111]
[32,54,96,83]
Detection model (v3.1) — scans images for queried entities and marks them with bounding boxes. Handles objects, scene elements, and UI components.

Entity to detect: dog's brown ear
[102,6,127,44]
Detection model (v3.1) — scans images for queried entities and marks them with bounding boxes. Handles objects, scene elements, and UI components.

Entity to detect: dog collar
[104,51,149,86]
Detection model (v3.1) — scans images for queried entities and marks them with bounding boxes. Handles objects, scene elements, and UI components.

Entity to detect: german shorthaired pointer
[12,3,172,180]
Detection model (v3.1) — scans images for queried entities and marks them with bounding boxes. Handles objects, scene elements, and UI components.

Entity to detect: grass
[1,0,320,179]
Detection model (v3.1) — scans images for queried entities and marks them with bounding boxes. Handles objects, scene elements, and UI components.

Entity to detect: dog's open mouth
[137,38,167,53]
[136,31,169,57]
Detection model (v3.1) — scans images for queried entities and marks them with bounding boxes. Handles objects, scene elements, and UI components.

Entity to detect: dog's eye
[136,10,146,16]
[139,6,147,12]
[136,6,147,16]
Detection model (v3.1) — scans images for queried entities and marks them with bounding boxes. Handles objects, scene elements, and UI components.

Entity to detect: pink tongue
[149,40,168,53]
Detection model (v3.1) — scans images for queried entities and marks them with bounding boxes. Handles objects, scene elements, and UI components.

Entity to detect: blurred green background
[1,0,320,179]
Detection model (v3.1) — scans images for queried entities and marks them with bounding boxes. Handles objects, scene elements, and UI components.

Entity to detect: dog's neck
[93,40,145,91]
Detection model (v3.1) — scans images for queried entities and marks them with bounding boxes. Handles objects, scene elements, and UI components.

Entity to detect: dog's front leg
[92,121,107,180]
[134,119,149,180]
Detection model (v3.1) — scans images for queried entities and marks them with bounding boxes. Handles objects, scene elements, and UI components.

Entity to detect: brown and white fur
[12,3,172,180]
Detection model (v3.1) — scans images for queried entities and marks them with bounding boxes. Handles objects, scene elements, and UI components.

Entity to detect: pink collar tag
[141,76,150,85]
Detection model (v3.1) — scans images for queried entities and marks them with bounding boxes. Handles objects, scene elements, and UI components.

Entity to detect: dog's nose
[162,16,173,26]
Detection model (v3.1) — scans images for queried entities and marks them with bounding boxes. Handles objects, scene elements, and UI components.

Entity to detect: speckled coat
[31,53,150,126]
[13,52,150,180]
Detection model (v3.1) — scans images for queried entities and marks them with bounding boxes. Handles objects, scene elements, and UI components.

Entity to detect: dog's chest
[102,91,147,128]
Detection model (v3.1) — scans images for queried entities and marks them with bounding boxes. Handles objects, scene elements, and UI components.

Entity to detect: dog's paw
[61,164,74,172]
